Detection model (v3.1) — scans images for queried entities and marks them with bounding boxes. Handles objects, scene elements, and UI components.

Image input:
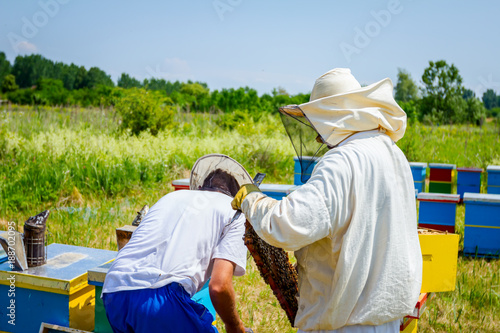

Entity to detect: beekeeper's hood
[190,154,253,196]
[280,68,407,147]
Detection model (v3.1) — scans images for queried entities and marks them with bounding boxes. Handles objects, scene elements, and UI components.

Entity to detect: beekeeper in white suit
[232,68,422,332]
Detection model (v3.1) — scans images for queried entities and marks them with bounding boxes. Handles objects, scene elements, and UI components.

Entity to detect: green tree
[395,69,419,103]
[117,73,142,89]
[33,78,68,105]
[482,89,498,110]
[1,74,18,93]
[420,60,465,123]
[0,52,12,87]
[115,88,175,135]
[85,67,114,88]
[465,97,487,125]
[180,82,209,112]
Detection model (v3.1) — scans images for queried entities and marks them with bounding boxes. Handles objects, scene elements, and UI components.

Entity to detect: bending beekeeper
[232,68,423,332]
[103,154,253,333]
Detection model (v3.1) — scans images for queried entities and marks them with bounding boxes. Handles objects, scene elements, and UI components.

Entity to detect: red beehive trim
[429,168,453,182]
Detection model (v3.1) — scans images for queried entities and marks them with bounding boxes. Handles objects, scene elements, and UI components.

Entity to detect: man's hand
[231,184,261,210]
[209,259,246,333]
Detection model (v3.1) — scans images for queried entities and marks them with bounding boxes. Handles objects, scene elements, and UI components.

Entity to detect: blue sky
[1,0,499,97]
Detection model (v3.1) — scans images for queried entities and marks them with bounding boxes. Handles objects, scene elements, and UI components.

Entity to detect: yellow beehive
[419,229,459,293]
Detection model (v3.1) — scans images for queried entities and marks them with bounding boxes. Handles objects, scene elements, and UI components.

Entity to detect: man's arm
[209,258,245,333]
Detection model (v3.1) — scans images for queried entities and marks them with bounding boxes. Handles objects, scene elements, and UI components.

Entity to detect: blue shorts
[103,283,218,333]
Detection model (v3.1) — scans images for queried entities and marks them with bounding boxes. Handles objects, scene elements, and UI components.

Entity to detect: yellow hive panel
[419,232,459,293]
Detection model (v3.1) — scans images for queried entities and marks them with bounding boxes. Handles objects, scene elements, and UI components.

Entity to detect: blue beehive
[409,162,427,193]
[293,156,318,185]
[417,192,460,233]
[487,165,500,194]
[0,243,116,333]
[260,184,299,200]
[456,167,483,199]
[463,193,500,258]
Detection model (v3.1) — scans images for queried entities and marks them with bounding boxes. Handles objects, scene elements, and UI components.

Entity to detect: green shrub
[115,88,175,135]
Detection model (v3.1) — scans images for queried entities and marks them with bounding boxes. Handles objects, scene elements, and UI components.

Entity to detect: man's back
[103,190,247,297]
[294,130,422,329]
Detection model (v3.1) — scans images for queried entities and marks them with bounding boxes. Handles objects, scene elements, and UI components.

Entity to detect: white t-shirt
[103,190,247,297]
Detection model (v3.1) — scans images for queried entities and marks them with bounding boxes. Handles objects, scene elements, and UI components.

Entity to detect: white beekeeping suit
[239,68,423,332]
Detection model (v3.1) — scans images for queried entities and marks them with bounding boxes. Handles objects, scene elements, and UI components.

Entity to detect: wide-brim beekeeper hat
[279,68,407,147]
[190,154,253,193]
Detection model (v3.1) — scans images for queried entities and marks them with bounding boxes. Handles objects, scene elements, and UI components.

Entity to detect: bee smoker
[23,210,49,267]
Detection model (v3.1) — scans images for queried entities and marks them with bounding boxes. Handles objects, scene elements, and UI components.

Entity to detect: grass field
[0,106,499,332]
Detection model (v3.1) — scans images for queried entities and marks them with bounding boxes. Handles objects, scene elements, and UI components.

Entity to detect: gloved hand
[231,184,261,210]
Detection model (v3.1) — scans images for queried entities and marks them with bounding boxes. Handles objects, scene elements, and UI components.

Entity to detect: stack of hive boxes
[417,192,460,233]
[428,163,456,194]
[463,192,500,258]
[456,167,483,199]
[487,165,500,194]
[409,162,427,193]
[293,156,318,185]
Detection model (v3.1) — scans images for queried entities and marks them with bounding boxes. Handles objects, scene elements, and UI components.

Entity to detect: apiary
[409,162,427,193]
[418,228,459,293]
[293,156,318,185]
[486,165,500,194]
[456,167,482,199]
[87,262,216,333]
[0,243,116,333]
[463,193,500,258]
[417,192,460,233]
[428,163,456,194]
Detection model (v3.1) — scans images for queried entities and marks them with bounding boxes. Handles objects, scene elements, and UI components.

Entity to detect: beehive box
[0,244,116,333]
[486,165,500,194]
[457,167,482,199]
[87,262,217,333]
[463,193,500,258]
[259,184,298,200]
[428,163,456,194]
[172,178,190,191]
[417,193,460,233]
[116,225,137,250]
[418,229,459,293]
[293,156,318,185]
[409,162,427,193]
[87,262,114,333]
[399,293,433,332]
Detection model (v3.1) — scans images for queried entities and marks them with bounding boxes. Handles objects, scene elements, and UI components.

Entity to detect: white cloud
[16,41,38,54]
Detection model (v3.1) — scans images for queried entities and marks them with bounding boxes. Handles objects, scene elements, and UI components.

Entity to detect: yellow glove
[231,184,261,210]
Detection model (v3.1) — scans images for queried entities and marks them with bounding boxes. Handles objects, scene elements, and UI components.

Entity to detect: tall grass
[0,106,499,332]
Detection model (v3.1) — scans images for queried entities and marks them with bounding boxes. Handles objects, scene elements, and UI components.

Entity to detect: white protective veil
[189,154,253,194]
[280,68,407,183]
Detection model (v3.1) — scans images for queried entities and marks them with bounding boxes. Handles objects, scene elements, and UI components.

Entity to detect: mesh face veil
[190,154,253,196]
[279,105,328,184]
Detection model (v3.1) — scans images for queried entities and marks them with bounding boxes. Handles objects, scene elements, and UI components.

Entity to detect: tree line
[0,52,499,126]
[0,52,309,114]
